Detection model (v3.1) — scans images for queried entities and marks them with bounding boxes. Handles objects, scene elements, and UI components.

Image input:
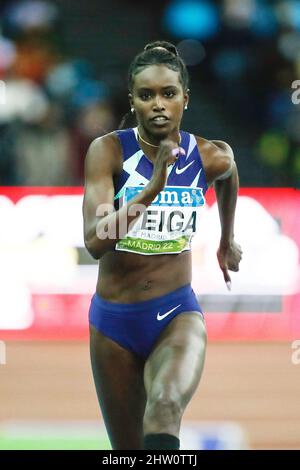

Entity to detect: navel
[142,280,152,291]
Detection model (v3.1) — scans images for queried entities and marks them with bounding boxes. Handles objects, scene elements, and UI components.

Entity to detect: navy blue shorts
[89,283,204,360]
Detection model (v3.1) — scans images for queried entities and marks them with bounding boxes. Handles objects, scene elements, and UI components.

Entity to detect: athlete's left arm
[210,140,243,290]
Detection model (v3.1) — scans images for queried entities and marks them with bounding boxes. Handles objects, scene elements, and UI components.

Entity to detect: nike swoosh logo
[175,160,195,174]
[157,304,182,321]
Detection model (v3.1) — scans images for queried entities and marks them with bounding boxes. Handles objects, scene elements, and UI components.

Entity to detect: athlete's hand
[149,139,185,194]
[217,240,242,290]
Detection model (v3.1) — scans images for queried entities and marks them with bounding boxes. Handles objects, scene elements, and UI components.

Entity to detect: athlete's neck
[137,127,181,148]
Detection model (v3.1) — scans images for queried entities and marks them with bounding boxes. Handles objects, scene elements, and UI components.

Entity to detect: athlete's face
[129,65,189,139]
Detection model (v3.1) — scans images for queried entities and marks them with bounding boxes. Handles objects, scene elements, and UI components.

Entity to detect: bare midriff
[96,250,191,303]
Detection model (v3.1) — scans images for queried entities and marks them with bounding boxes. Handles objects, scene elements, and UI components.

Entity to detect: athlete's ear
[128,93,133,108]
[184,88,190,109]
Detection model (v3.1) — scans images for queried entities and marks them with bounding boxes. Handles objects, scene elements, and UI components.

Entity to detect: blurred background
[0,0,300,450]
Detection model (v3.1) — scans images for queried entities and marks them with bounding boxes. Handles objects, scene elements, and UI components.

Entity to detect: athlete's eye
[165,90,176,98]
[140,93,151,101]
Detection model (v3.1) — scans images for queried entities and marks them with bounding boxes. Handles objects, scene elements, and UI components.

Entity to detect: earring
[131,107,135,113]
[184,105,188,110]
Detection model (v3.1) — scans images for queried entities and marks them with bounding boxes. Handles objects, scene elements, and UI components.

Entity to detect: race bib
[115,186,205,255]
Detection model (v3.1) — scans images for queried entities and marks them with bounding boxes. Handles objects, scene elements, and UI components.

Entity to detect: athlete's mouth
[150,115,169,122]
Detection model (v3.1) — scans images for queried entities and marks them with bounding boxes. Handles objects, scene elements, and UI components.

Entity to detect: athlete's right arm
[83,134,177,259]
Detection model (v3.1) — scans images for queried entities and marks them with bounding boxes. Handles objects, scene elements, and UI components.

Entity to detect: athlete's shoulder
[88,130,122,153]
[193,134,235,185]
[85,131,122,176]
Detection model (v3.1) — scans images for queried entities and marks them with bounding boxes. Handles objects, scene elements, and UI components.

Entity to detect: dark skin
[84,64,242,449]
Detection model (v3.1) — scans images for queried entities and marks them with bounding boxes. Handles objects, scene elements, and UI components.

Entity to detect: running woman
[83,40,242,450]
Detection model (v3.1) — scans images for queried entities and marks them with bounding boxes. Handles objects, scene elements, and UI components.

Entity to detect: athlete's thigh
[90,325,146,449]
[144,313,207,407]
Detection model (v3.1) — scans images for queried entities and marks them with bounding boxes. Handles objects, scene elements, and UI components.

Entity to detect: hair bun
[144,41,179,57]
